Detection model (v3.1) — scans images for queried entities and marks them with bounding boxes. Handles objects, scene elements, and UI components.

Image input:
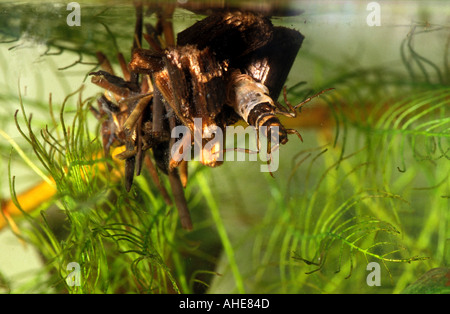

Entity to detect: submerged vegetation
[0,2,449,293]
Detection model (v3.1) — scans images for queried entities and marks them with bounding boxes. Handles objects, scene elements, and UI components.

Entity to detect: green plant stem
[197,172,245,294]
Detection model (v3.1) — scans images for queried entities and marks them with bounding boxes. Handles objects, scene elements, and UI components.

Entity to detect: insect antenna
[271,86,335,146]
[151,6,194,230]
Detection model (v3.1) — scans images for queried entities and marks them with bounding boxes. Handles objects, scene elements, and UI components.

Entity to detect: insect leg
[154,5,190,182]
[89,104,101,119]
[122,94,153,134]
[96,51,115,75]
[132,1,143,51]
[90,71,134,98]
[135,115,144,176]
[95,95,121,158]
[265,128,275,178]
[293,88,335,111]
[117,52,131,81]
[179,160,188,188]
[156,5,176,47]
[151,87,165,138]
[124,153,136,192]
[150,95,193,230]
[167,168,193,230]
[286,128,304,142]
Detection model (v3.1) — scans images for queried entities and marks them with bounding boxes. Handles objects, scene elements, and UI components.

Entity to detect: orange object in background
[1,178,56,230]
